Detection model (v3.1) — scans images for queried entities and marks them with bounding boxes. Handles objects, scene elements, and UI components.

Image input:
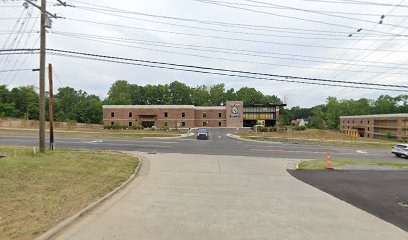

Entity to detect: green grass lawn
[298,159,408,170]
[0,128,183,138]
[0,146,139,240]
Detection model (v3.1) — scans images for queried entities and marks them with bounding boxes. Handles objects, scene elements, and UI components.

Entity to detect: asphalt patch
[288,169,408,232]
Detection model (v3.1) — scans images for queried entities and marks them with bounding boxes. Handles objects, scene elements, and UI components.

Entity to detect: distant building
[340,114,408,142]
[103,101,285,128]
[291,119,306,127]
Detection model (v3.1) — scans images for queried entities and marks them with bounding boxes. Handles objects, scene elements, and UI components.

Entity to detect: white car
[391,144,408,158]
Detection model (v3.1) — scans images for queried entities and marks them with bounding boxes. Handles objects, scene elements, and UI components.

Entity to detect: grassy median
[0,146,139,240]
[236,129,396,149]
[298,159,408,170]
[0,128,183,138]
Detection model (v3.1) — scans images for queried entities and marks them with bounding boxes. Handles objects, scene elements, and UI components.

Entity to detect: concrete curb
[35,156,143,240]
[226,133,284,145]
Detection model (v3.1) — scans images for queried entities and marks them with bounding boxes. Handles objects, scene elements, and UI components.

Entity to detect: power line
[44,51,408,92]
[0,68,35,73]
[52,31,408,73]
[2,48,405,91]
[61,18,408,53]
[296,0,408,8]
[191,0,407,35]
[68,0,405,37]
[49,31,403,66]
[4,48,406,90]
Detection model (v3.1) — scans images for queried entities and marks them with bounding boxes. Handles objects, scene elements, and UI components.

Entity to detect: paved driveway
[56,153,407,240]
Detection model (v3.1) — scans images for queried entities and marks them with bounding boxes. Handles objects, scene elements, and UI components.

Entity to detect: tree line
[281,95,408,129]
[1,80,406,127]
[0,80,282,124]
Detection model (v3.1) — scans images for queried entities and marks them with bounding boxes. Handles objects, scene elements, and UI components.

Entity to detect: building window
[219,112,222,118]
[368,120,370,124]
[203,112,207,118]
[218,121,222,127]
[129,122,133,127]
[182,112,185,118]
[111,122,115,126]
[111,112,115,118]
[164,122,168,127]
[182,122,186,127]
[368,127,370,131]
[164,112,168,118]
[203,122,207,127]
[348,120,349,124]
[129,112,133,118]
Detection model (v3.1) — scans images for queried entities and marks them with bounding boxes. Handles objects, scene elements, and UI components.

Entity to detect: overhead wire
[51,31,408,74]
[2,48,406,90]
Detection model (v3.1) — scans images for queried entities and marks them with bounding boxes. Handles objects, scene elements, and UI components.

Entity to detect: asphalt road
[289,170,408,232]
[0,128,400,161]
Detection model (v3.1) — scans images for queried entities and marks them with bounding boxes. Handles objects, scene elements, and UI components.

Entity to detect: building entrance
[142,121,155,128]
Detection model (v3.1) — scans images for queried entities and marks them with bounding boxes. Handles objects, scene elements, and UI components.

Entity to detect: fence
[0,119,103,130]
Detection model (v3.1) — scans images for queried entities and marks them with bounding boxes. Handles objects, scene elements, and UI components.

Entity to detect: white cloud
[0,0,406,108]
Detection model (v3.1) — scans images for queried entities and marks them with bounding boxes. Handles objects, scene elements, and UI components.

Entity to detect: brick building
[340,114,408,142]
[103,101,284,128]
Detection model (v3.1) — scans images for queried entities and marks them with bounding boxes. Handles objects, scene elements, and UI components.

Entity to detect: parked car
[196,128,209,140]
[391,144,408,158]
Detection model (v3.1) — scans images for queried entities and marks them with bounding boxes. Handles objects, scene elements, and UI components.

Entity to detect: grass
[235,129,396,149]
[0,128,184,138]
[298,159,408,170]
[0,145,140,240]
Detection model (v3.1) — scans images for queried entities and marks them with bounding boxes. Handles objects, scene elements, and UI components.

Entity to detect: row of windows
[110,121,223,127]
[374,120,398,127]
[344,126,371,131]
[244,113,275,120]
[243,106,276,113]
[110,112,223,118]
[342,120,371,125]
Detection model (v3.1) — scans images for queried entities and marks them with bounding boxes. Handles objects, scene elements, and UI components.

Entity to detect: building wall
[340,114,408,141]
[194,108,226,127]
[103,107,196,128]
[226,101,244,128]
[103,101,283,129]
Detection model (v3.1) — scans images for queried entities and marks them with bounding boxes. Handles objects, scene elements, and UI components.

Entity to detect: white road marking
[356,150,368,154]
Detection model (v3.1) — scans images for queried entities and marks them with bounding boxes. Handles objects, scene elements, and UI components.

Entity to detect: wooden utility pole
[23,0,64,153]
[48,63,55,150]
[39,0,47,153]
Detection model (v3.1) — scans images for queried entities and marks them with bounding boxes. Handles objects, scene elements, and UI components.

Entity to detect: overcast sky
[1,0,407,107]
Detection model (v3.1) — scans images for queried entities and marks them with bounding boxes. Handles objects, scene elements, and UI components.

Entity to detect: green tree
[105,80,133,105]
[225,88,236,101]
[309,106,326,129]
[236,87,264,105]
[192,85,211,106]
[168,81,192,105]
[8,85,39,119]
[209,83,225,106]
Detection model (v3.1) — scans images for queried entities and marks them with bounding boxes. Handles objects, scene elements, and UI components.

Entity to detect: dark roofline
[244,103,287,107]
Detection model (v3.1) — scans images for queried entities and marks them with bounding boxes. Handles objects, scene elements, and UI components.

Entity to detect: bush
[67,120,77,129]
[129,125,144,130]
[104,124,127,130]
[293,126,306,131]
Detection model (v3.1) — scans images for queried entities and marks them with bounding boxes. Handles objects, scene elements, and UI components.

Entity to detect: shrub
[293,126,306,131]
[104,124,127,130]
[129,125,144,130]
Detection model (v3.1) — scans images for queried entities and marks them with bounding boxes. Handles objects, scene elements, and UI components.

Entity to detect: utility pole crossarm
[24,0,58,18]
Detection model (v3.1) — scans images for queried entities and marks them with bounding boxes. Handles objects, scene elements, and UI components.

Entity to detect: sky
[0,0,407,108]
